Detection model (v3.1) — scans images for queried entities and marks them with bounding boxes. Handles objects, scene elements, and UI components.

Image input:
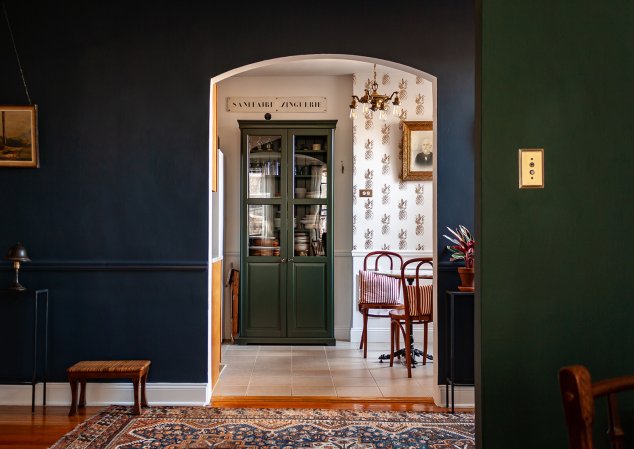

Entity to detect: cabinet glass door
[247,204,282,257]
[290,131,329,258]
[293,204,327,257]
[247,134,282,199]
[292,136,328,200]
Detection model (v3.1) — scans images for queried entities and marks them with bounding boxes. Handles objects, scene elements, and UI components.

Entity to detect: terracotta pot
[457,267,475,291]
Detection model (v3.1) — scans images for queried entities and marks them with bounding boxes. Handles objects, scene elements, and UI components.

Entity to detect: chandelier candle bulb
[350,64,401,119]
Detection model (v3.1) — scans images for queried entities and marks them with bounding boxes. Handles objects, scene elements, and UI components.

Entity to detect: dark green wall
[479,1,634,447]
[0,1,474,383]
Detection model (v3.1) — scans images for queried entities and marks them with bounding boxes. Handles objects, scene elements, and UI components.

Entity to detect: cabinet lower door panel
[243,262,285,337]
[287,262,330,338]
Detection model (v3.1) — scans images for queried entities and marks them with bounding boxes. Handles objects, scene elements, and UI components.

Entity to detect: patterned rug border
[51,405,475,449]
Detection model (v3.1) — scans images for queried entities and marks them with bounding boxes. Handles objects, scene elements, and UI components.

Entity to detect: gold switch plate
[519,149,544,189]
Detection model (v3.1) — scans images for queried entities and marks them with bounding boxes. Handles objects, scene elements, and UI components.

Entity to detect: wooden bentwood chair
[389,257,433,378]
[358,251,404,358]
[560,364,634,449]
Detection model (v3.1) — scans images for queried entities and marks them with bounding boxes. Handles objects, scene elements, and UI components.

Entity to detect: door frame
[207,54,439,404]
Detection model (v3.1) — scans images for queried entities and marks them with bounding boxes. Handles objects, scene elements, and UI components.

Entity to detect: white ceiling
[235,59,375,77]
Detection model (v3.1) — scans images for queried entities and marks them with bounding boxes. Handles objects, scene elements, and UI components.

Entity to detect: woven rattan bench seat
[67,360,151,416]
[67,360,151,376]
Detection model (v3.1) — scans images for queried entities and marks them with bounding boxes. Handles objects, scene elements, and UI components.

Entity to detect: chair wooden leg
[395,322,403,358]
[141,372,149,407]
[78,379,86,408]
[423,322,429,365]
[359,309,365,350]
[389,320,395,367]
[132,377,141,415]
[68,379,79,416]
[362,309,369,358]
[405,321,413,378]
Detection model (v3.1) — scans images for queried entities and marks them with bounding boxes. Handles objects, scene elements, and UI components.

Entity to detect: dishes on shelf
[249,246,281,256]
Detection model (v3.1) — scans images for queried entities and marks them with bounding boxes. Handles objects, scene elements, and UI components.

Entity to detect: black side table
[0,289,49,413]
[445,290,474,413]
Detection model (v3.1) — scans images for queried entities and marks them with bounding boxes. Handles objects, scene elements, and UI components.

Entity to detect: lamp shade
[5,243,31,262]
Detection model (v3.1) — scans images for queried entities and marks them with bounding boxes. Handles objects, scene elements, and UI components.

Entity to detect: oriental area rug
[50,406,475,449]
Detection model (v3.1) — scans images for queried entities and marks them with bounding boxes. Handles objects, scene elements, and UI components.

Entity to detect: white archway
[207,54,439,405]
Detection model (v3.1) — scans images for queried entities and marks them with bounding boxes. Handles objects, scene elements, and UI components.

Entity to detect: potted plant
[443,225,475,291]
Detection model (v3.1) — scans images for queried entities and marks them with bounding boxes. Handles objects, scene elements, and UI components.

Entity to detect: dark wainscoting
[0,262,208,383]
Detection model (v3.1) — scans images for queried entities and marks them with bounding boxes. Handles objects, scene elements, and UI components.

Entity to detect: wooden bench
[67,360,151,416]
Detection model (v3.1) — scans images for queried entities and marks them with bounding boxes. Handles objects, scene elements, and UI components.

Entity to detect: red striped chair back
[358,270,401,305]
[401,257,433,320]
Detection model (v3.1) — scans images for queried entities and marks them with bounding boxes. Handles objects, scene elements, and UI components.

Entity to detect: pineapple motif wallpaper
[352,67,434,251]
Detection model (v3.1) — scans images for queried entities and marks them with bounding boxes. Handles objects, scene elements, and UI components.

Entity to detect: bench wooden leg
[68,379,79,416]
[132,377,141,415]
[141,372,149,407]
[78,379,87,408]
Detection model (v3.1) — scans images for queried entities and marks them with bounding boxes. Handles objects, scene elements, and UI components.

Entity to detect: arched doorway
[208,54,448,405]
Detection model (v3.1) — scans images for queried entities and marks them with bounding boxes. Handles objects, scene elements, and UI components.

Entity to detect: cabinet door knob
[289,258,294,262]
[280,258,287,263]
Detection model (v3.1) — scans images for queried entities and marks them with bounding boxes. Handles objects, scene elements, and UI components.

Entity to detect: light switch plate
[519,149,544,189]
[359,189,373,198]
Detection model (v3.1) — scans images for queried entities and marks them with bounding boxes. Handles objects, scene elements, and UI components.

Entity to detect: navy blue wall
[0,1,474,382]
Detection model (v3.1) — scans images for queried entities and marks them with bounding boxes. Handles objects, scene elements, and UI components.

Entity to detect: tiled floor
[214,340,434,398]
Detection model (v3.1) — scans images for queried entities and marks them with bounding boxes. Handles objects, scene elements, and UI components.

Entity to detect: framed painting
[401,120,433,181]
[0,105,38,168]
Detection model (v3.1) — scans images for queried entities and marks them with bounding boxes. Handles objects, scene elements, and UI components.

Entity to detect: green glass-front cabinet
[237,120,336,345]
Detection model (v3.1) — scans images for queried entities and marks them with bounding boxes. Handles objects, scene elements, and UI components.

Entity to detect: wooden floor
[0,401,459,449]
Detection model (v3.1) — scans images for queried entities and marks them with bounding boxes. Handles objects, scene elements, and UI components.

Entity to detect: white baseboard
[350,325,435,343]
[435,385,474,409]
[335,327,350,341]
[0,383,208,406]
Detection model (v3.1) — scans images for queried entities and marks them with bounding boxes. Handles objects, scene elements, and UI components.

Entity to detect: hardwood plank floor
[0,400,465,448]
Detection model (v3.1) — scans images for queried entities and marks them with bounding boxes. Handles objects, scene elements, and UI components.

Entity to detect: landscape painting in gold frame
[401,120,433,181]
[0,105,39,168]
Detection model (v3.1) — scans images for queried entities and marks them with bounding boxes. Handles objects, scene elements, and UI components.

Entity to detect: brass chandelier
[349,64,401,120]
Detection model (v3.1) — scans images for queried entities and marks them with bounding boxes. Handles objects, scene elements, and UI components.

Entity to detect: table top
[370,268,433,280]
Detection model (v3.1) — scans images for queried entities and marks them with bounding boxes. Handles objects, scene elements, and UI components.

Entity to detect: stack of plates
[294,233,309,255]
[306,191,324,198]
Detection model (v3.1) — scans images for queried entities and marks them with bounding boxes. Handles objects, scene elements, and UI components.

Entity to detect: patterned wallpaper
[352,67,434,251]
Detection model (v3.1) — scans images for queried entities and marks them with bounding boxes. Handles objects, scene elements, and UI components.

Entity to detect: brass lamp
[349,64,401,120]
[5,242,30,291]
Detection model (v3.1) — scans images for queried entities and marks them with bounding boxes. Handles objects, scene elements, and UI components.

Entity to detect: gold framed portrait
[401,121,433,181]
[0,105,39,168]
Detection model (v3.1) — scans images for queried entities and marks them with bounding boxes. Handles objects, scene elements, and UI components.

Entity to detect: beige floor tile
[246,385,292,396]
[222,358,256,367]
[292,376,333,387]
[325,349,365,359]
[259,346,292,351]
[372,377,422,387]
[327,341,355,349]
[292,386,337,396]
[249,376,291,387]
[332,376,377,387]
[254,358,292,369]
[292,346,327,351]
[251,365,291,376]
[292,357,328,369]
[327,358,367,367]
[379,385,431,398]
[223,364,255,371]
[335,386,382,397]
[369,368,411,379]
[222,348,260,356]
[216,374,252,386]
[213,385,247,396]
[328,368,374,378]
[292,349,326,357]
[292,368,332,376]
